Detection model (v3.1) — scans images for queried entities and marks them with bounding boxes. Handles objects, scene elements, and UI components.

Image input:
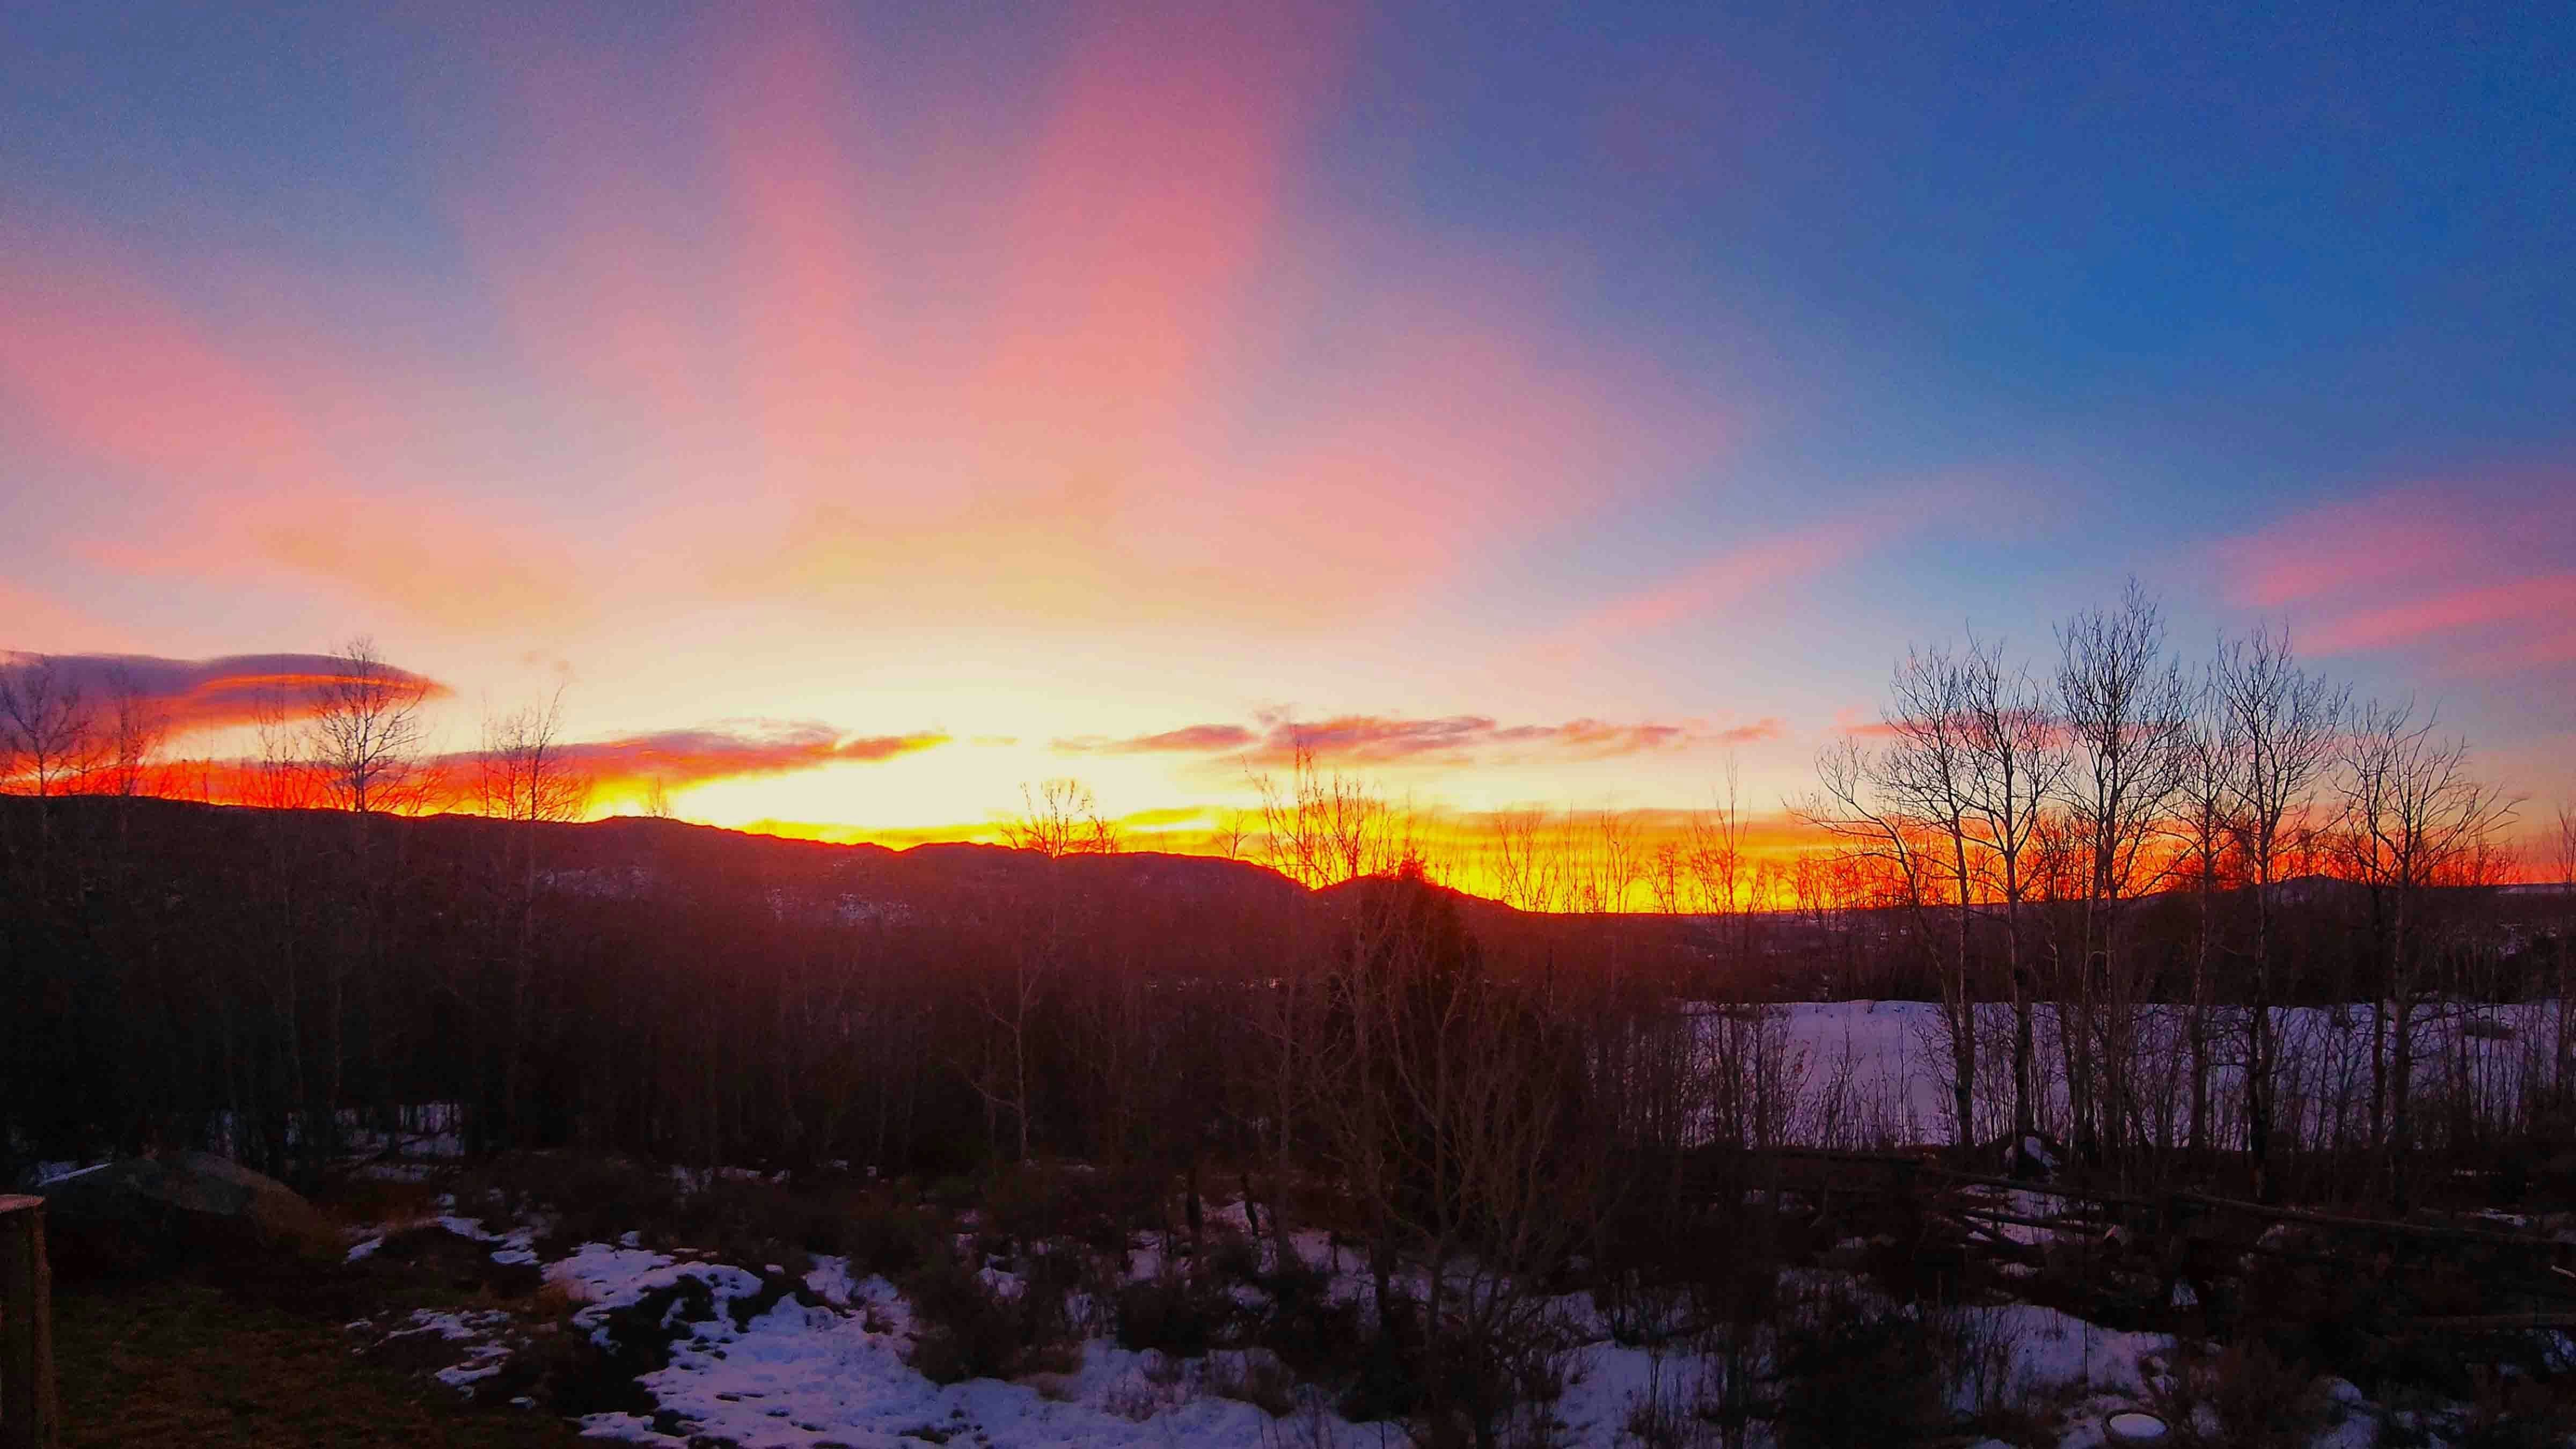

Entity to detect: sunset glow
[4,3,2571,881]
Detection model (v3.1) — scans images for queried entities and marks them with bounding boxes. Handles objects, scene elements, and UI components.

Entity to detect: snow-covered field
[1719,999,2565,1152]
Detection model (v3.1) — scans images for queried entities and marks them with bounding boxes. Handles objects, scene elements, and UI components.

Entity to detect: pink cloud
[1570,523,1865,641]
[2221,479,2576,674]
[0,228,591,632]
[541,722,950,788]
[1057,711,1752,766]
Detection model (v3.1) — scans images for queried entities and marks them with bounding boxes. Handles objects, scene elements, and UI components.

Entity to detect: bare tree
[1253,739,1421,888]
[478,685,591,825]
[1797,722,1977,1146]
[2175,677,2238,1155]
[2213,625,2347,1199]
[0,653,96,799]
[248,687,321,810]
[2557,803,2576,1114]
[1956,632,2066,1141]
[102,664,171,799]
[1688,763,1758,968]
[477,685,593,1145]
[1210,806,1255,861]
[1003,777,1121,858]
[960,777,1121,1161]
[1574,808,1646,915]
[307,635,432,814]
[1316,871,1600,1446]
[1489,806,1565,912]
[2054,582,2190,1165]
[2334,696,2518,1203]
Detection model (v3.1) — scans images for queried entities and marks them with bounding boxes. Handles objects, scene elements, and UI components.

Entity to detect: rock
[36,1150,329,1275]
[2002,1132,2065,1182]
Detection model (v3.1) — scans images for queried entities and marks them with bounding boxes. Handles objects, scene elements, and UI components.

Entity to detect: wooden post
[0,1196,56,1449]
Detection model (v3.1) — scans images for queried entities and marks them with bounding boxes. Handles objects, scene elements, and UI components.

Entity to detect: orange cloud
[546,723,952,798]
[125,720,950,815]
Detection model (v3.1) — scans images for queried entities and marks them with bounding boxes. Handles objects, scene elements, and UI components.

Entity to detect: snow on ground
[552,1238,1334,1449]
[343,1197,2500,1448]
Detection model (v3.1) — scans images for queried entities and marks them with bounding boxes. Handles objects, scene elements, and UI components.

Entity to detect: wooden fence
[0,1196,53,1449]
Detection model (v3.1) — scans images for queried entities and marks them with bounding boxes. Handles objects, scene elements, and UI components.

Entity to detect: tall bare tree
[2334,697,2518,1203]
[1956,632,2066,1141]
[2054,582,2190,1164]
[2557,802,2576,1114]
[1798,717,1977,1146]
[2213,625,2347,1199]
[2175,674,2238,1155]
[247,687,321,809]
[477,685,593,1144]
[308,635,432,814]
[102,664,170,799]
[478,686,591,825]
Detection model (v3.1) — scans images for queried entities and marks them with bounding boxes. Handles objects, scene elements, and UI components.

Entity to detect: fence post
[0,1195,56,1449]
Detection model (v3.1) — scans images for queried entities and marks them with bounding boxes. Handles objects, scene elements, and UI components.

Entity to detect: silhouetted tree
[308,635,431,814]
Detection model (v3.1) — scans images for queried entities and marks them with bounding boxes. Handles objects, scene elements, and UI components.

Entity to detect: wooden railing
[0,1196,53,1449]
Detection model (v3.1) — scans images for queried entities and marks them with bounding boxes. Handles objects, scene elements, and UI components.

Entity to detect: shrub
[1773,1286,1948,1448]
[1209,1349,1299,1417]
[899,1250,1078,1385]
[457,1150,677,1250]
[2149,1339,2335,1449]
[2451,1367,2576,1449]
[1115,1270,1241,1357]
[978,1160,1154,1257]
[1334,1323,1423,1426]
[1253,1255,1363,1379]
[828,1192,938,1277]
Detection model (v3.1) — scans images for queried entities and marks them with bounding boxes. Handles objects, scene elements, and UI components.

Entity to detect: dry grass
[2147,1339,2338,1449]
[54,1276,588,1448]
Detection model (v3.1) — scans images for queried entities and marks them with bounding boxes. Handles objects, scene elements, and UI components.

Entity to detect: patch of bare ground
[54,1271,590,1448]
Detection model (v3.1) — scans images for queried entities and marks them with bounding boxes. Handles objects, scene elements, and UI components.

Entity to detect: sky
[3,2,2571,867]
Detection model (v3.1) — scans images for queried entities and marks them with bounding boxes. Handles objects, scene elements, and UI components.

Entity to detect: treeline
[1788,581,2571,1201]
[3,591,2572,1220]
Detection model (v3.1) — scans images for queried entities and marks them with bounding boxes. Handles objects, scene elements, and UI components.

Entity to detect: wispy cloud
[0,650,450,737]
[1056,711,1766,767]
[547,722,950,794]
[1055,723,1260,755]
[0,228,591,633]
[1567,523,1866,642]
[2220,479,2576,675]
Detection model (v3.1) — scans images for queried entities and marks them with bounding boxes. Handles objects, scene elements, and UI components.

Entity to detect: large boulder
[37,1151,330,1275]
